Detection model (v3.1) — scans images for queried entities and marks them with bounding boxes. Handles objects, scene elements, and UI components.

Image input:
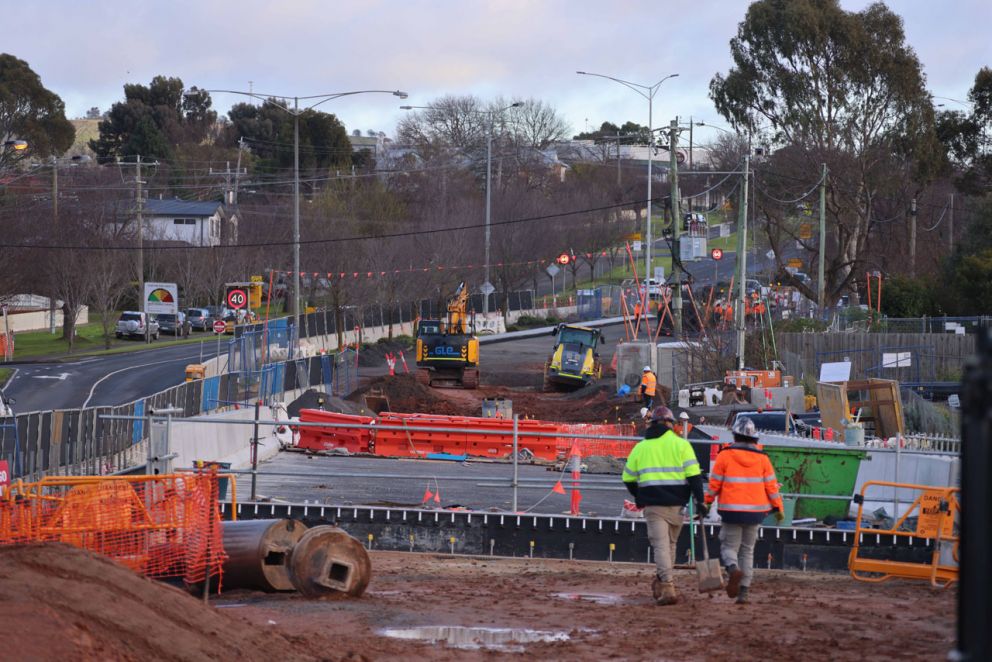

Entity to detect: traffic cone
[552,481,566,495]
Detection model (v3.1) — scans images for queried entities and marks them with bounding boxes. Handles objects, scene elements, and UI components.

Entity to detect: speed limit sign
[710,248,724,261]
[226,287,248,310]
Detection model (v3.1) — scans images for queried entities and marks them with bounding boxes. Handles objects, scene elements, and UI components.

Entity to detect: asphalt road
[254,451,629,517]
[3,337,227,413]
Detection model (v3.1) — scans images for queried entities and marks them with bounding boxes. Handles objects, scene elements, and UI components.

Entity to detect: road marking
[82,357,191,408]
[0,367,17,391]
[33,372,70,381]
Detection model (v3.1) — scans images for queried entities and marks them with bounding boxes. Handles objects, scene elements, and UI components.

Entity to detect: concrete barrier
[169,406,284,471]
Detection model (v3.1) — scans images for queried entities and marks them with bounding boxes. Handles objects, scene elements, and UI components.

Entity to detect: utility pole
[687,116,693,213]
[50,156,59,334]
[909,197,917,277]
[293,97,301,331]
[948,193,954,252]
[616,130,621,187]
[669,118,683,338]
[135,155,148,343]
[735,155,750,370]
[818,163,827,311]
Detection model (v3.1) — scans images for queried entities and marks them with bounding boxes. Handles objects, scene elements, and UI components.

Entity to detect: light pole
[187,87,408,334]
[576,71,678,288]
[401,101,522,316]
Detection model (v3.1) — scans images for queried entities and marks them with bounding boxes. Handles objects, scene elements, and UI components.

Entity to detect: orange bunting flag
[433,491,441,503]
[423,488,433,502]
[552,481,566,495]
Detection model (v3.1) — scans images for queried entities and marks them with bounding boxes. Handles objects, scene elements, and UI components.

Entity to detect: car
[724,409,821,436]
[185,308,212,331]
[115,312,159,340]
[156,312,187,336]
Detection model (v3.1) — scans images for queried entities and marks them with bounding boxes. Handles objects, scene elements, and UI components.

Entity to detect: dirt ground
[2,544,954,660]
[352,374,646,425]
[219,551,956,661]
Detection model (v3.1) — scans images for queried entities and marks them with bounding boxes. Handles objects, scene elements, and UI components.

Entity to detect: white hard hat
[639,407,649,418]
[643,365,651,372]
[679,411,690,420]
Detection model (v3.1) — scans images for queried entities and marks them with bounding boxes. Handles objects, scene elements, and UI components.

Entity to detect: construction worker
[705,417,784,604]
[622,406,707,606]
[640,366,657,409]
[674,411,693,438]
[633,300,643,322]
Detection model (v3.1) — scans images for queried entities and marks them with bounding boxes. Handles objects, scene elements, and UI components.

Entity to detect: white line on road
[33,372,70,381]
[82,357,195,408]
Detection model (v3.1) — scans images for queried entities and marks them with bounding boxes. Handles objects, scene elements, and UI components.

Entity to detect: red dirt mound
[0,543,338,661]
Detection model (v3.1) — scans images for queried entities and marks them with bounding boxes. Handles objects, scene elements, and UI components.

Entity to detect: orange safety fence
[848,480,959,588]
[556,423,638,458]
[0,472,231,587]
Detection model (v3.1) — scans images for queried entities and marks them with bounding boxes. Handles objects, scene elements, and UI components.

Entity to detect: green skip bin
[763,446,867,521]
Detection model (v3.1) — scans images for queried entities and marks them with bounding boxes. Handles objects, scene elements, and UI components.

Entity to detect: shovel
[695,515,725,593]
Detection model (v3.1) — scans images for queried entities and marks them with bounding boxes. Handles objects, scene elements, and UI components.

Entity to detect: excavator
[415,282,480,388]
[544,323,604,391]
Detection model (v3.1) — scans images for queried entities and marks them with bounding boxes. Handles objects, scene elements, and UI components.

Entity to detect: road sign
[480,281,495,296]
[787,258,803,269]
[710,248,724,261]
[213,319,226,334]
[799,223,813,240]
[545,263,560,278]
[632,241,642,252]
[0,459,8,497]
[766,250,775,260]
[144,282,178,315]
[226,287,248,310]
[556,252,571,265]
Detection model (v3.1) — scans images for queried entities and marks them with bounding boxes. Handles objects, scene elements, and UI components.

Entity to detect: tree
[506,98,570,148]
[574,120,651,144]
[936,67,992,195]
[709,0,941,303]
[85,106,102,119]
[90,76,217,160]
[0,53,75,170]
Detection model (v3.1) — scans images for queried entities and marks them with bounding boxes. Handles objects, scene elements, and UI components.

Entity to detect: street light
[187,87,408,334]
[401,101,522,316]
[576,71,678,286]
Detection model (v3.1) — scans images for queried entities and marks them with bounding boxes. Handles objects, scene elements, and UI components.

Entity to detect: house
[140,198,238,247]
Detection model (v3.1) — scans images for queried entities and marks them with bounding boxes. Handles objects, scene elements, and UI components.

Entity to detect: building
[139,198,238,247]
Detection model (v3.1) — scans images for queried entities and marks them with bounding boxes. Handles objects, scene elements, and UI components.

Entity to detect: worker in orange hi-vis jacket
[705,417,784,605]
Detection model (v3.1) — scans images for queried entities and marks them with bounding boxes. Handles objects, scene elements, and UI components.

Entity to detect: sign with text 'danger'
[144,282,178,315]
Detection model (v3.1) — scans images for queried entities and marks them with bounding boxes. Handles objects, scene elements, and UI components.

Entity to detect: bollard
[367,533,374,550]
[608,543,615,563]
[529,540,535,558]
[802,552,808,572]
[490,539,496,556]
[449,536,456,555]
[767,553,773,570]
[409,533,415,552]
[568,542,574,561]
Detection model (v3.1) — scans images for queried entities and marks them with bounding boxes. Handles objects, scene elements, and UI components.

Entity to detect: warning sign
[787,258,803,269]
[799,223,813,240]
[916,490,954,539]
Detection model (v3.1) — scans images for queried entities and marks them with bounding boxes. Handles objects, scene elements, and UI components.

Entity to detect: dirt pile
[357,339,414,367]
[350,374,462,415]
[0,543,337,661]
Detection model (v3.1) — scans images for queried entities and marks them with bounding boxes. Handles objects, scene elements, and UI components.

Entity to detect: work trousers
[642,392,655,409]
[644,505,683,583]
[719,522,759,587]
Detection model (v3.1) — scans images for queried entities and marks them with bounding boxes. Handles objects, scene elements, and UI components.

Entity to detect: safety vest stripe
[683,459,698,469]
[639,479,688,487]
[710,473,725,481]
[719,476,767,484]
[626,466,683,476]
[718,503,772,511]
[767,492,781,501]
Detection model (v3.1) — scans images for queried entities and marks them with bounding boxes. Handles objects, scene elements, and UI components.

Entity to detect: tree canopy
[0,53,75,170]
[574,121,651,144]
[90,76,217,161]
[936,67,992,195]
[709,0,941,303]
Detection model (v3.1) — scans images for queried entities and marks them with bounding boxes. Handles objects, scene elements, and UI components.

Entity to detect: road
[3,337,227,413]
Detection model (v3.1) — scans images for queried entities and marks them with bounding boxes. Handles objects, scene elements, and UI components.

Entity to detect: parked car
[156,312,187,336]
[185,307,212,331]
[724,409,821,436]
[115,312,159,340]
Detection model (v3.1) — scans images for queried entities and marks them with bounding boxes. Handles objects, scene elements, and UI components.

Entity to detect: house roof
[143,198,224,217]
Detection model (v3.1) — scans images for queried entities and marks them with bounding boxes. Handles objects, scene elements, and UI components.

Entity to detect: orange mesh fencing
[0,472,229,587]
[556,423,638,458]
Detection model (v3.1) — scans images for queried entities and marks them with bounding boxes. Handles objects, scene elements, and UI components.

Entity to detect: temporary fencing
[296,410,636,461]
[0,472,230,586]
[848,481,959,587]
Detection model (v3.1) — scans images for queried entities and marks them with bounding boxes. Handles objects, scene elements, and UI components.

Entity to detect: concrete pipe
[288,525,372,598]
[221,519,308,591]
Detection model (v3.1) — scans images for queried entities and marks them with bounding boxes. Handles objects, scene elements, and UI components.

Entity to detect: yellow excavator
[415,282,480,388]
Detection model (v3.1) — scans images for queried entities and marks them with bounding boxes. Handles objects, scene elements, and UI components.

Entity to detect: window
[173,218,196,225]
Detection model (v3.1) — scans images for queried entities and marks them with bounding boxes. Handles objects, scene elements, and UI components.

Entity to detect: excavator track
[462,368,480,390]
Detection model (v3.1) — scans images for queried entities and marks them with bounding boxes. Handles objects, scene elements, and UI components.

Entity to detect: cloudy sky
[5,0,988,140]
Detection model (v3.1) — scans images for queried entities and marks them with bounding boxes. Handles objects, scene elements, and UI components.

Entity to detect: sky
[4,0,989,142]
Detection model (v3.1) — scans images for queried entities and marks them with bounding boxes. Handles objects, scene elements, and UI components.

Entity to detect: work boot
[653,578,678,606]
[726,564,743,599]
[736,586,750,604]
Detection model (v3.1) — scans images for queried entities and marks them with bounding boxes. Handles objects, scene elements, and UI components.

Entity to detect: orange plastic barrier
[848,481,959,588]
[0,473,227,587]
[297,409,375,454]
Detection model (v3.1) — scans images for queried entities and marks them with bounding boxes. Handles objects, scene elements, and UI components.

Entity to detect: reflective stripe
[720,476,766,484]
[709,473,725,482]
[682,459,699,469]
[640,479,688,487]
[627,466,683,476]
[767,492,781,500]
[718,503,772,512]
